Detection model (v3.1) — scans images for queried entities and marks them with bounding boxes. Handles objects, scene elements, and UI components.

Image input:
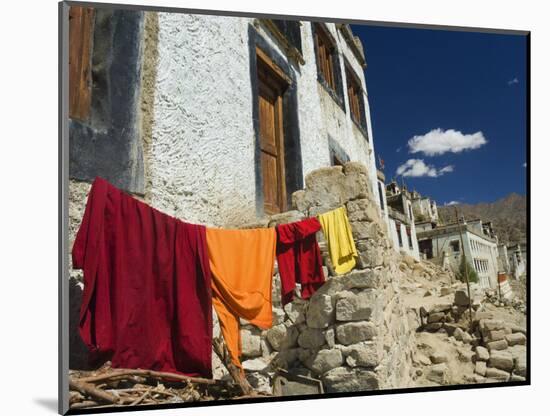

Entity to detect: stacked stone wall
[236,162,421,393]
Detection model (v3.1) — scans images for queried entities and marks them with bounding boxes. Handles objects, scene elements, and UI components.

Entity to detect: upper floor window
[262,19,304,65]
[344,62,369,136]
[313,23,339,94]
[270,19,302,55]
[346,66,363,125]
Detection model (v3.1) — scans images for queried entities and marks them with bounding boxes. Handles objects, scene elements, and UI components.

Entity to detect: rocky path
[401,270,527,387]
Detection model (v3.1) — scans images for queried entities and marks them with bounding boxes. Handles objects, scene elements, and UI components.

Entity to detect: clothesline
[72,177,359,378]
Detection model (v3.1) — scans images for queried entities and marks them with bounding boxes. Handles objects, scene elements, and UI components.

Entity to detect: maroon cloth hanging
[72,177,213,377]
[276,217,325,305]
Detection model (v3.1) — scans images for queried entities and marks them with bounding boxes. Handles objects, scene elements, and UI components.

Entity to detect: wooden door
[257,54,288,214]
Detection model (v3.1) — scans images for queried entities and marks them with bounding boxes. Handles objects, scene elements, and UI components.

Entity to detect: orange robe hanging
[206,227,277,369]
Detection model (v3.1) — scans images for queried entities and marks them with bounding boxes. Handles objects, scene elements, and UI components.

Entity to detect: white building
[383,181,420,259]
[376,169,390,230]
[498,244,511,274]
[410,191,439,224]
[68,10,381,228]
[417,219,500,289]
[507,242,527,279]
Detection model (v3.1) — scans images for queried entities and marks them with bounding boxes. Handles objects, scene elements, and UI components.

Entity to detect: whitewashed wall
[387,217,419,260]
[146,13,377,227]
[429,230,499,288]
[146,14,256,227]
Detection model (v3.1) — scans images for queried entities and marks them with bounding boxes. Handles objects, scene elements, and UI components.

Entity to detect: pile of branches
[69,362,261,410]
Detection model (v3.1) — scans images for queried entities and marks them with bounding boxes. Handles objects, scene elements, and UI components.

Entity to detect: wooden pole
[212,337,254,396]
[455,207,474,331]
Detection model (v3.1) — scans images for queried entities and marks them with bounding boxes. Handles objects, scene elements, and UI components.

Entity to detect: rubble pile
[485,289,527,313]
[410,281,526,386]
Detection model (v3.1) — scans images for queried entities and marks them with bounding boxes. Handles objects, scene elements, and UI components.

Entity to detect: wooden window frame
[345,64,365,128]
[313,23,338,93]
[69,6,95,121]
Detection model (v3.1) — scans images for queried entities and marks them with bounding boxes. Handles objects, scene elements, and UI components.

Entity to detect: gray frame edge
[59,1,70,415]
[63,0,530,35]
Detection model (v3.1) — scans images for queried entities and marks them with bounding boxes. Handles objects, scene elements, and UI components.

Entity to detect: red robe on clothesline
[72,177,213,377]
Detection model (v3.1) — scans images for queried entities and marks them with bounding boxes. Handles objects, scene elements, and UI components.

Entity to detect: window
[408,203,413,221]
[450,240,460,253]
[270,20,302,55]
[313,23,338,92]
[397,223,403,247]
[346,65,364,126]
[377,181,385,212]
[69,6,95,121]
[406,227,413,250]
[262,19,304,64]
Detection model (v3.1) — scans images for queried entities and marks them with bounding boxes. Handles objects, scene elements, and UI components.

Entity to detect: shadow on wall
[69,278,92,370]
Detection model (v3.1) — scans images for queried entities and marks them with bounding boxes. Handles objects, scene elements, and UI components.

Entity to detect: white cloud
[508,78,519,85]
[523,162,527,168]
[396,159,454,178]
[407,128,487,156]
[438,165,454,174]
[444,201,460,206]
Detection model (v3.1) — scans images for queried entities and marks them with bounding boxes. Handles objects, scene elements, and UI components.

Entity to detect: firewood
[78,368,216,385]
[69,378,121,405]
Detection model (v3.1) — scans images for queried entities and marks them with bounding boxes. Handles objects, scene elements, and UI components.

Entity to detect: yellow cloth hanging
[318,206,358,275]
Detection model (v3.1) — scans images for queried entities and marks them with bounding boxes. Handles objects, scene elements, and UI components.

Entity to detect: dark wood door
[257,54,287,214]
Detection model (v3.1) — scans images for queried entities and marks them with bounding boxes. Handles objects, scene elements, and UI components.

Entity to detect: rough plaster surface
[147,13,257,227]
[146,15,379,226]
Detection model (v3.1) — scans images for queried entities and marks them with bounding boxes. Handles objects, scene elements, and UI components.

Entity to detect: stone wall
[235,162,422,393]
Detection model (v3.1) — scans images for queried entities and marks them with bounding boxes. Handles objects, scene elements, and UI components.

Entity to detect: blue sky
[350,24,527,205]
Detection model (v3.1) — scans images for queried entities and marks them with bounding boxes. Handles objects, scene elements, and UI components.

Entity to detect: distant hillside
[438,193,527,245]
